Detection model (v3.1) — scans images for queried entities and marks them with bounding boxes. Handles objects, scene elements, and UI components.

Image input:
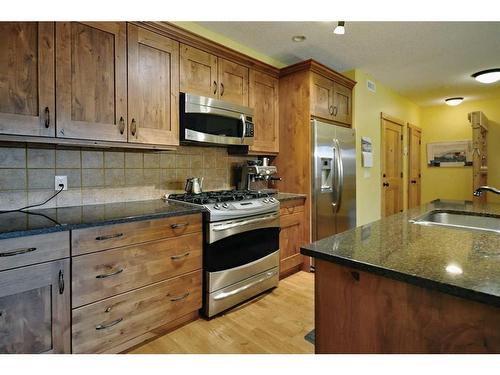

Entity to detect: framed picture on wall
[427,140,473,167]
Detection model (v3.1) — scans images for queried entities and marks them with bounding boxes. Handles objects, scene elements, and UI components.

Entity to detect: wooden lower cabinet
[72,270,202,354]
[279,199,307,277]
[0,259,71,354]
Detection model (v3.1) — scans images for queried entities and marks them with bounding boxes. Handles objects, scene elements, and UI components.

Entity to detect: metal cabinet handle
[329,105,334,115]
[213,80,217,95]
[170,223,188,229]
[240,113,246,144]
[58,270,65,295]
[118,116,125,135]
[131,118,137,137]
[95,233,123,241]
[95,318,123,330]
[333,106,338,116]
[44,107,50,128]
[170,252,190,261]
[351,271,360,281]
[96,268,124,279]
[411,180,417,184]
[383,182,389,187]
[0,247,36,257]
[220,82,224,96]
[169,292,190,302]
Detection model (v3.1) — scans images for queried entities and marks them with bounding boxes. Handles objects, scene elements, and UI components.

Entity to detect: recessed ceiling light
[292,35,306,42]
[445,97,464,106]
[333,21,345,35]
[471,68,500,84]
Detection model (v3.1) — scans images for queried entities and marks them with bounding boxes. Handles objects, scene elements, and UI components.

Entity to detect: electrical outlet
[55,176,68,191]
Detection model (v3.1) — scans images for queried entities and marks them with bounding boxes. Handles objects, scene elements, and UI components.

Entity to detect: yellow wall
[346,69,421,226]
[420,97,500,204]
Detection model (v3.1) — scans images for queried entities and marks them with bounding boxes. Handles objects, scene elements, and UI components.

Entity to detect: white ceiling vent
[367,79,376,93]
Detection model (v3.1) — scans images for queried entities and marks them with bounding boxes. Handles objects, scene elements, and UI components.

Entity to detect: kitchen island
[301,199,500,353]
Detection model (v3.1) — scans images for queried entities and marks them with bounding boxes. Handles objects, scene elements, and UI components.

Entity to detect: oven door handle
[212,213,279,232]
[212,269,278,301]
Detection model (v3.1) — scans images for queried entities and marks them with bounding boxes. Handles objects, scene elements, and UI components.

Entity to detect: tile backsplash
[0,144,253,210]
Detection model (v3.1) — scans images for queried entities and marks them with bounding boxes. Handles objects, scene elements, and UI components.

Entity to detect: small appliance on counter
[238,158,282,194]
[185,177,204,194]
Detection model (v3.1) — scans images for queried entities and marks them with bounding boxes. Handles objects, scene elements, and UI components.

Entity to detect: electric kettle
[185,177,204,194]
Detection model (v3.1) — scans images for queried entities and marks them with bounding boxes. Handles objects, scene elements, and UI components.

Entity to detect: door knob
[411,180,417,184]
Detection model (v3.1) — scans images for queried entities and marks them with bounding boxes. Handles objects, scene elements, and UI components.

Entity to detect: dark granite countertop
[275,192,307,202]
[0,199,204,240]
[301,199,500,307]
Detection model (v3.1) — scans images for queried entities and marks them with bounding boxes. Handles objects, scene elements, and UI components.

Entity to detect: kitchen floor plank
[129,271,314,354]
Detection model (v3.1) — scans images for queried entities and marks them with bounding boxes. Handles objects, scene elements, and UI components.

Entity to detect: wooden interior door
[381,114,404,217]
[55,22,127,141]
[332,83,352,125]
[0,259,70,354]
[249,70,279,154]
[311,73,334,121]
[408,124,422,209]
[179,44,218,98]
[127,24,179,146]
[0,22,55,137]
[218,58,249,106]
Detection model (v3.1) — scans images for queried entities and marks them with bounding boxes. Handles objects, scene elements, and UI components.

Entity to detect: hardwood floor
[129,271,314,354]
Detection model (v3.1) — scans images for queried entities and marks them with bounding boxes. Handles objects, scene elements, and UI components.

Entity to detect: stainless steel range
[168,190,280,318]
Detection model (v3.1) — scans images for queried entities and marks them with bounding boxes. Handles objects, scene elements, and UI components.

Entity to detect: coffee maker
[238,157,281,193]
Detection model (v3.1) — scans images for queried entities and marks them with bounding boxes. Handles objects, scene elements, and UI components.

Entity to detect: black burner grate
[168,190,272,205]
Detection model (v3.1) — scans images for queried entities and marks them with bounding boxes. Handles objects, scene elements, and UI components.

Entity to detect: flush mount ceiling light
[334,21,345,35]
[291,35,306,42]
[445,97,464,106]
[471,68,500,84]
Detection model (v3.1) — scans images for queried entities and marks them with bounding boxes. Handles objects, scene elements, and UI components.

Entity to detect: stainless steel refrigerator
[311,119,356,242]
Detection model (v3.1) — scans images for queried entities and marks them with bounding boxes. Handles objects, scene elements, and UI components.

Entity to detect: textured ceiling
[197,22,500,106]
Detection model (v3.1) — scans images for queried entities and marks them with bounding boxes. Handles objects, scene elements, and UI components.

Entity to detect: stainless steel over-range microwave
[180,93,254,146]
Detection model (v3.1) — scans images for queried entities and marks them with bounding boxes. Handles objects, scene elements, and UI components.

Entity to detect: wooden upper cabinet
[127,25,179,146]
[249,70,279,154]
[311,73,335,121]
[0,22,55,137]
[55,22,127,142]
[180,44,218,98]
[218,58,249,106]
[332,83,352,125]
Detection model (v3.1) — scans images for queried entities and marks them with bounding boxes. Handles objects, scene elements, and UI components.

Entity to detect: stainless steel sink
[409,210,500,234]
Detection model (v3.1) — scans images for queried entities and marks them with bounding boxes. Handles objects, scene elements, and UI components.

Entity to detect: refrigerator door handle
[332,138,344,213]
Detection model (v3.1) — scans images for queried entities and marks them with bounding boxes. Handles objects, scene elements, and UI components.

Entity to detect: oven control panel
[206,198,279,221]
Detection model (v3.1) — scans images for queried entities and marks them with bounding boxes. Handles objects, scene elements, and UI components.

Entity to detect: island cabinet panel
[72,232,202,307]
[127,24,179,146]
[180,44,218,98]
[218,58,249,106]
[279,200,306,278]
[0,22,55,137]
[315,260,500,354]
[249,70,279,154]
[55,22,128,141]
[0,259,70,354]
[72,270,202,354]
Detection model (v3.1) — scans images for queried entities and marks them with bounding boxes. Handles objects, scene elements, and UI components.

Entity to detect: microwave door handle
[334,138,343,213]
[240,114,246,144]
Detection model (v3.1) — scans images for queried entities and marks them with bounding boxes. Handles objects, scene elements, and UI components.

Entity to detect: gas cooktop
[168,190,279,222]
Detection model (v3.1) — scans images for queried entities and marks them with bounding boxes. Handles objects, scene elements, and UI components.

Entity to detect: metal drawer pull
[95,318,123,330]
[213,214,278,232]
[170,223,189,229]
[44,107,50,128]
[170,252,190,261]
[96,268,124,279]
[213,270,277,301]
[58,270,65,295]
[0,247,37,257]
[95,233,123,241]
[169,292,190,302]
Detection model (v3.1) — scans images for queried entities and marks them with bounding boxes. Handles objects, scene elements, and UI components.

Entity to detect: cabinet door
[0,259,70,354]
[128,25,179,146]
[218,58,249,106]
[311,73,334,121]
[0,22,55,137]
[180,44,218,98]
[332,83,352,125]
[249,70,279,154]
[279,209,305,277]
[55,22,127,141]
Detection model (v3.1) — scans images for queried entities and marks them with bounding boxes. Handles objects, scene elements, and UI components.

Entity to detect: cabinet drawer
[72,214,202,255]
[72,270,202,354]
[72,233,202,307]
[280,203,305,216]
[0,232,70,271]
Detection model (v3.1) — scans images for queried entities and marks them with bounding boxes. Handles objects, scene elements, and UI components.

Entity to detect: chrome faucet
[473,186,500,196]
